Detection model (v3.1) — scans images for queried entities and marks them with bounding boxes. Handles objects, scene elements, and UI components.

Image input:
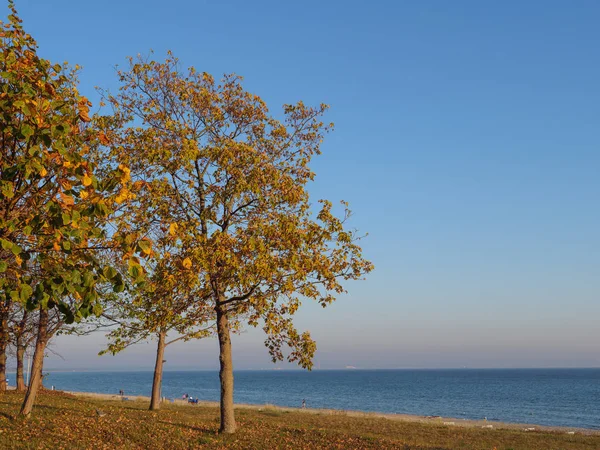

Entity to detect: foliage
[100,252,213,356]
[106,53,374,368]
[0,2,143,323]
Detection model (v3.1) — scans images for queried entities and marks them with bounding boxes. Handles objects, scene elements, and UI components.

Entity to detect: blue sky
[9,0,600,369]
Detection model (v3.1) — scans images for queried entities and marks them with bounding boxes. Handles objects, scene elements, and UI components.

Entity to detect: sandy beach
[65,390,600,436]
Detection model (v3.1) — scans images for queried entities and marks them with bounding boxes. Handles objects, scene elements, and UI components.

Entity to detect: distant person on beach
[182,393,188,400]
[119,389,124,397]
[302,399,306,409]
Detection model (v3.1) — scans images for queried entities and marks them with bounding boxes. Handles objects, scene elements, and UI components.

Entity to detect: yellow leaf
[98,132,110,145]
[39,167,48,177]
[60,194,74,206]
[169,223,178,236]
[182,258,192,269]
[114,188,130,204]
[80,190,89,199]
[78,109,91,122]
[141,242,152,255]
[82,174,92,186]
[118,164,131,175]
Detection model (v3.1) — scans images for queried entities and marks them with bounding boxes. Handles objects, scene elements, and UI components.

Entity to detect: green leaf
[58,301,75,324]
[128,264,140,279]
[0,239,12,250]
[137,239,151,254]
[11,243,22,256]
[82,271,94,287]
[21,124,34,139]
[19,283,33,302]
[0,261,7,272]
[103,266,117,280]
[0,182,14,199]
[92,303,103,316]
[40,294,50,309]
[71,270,81,284]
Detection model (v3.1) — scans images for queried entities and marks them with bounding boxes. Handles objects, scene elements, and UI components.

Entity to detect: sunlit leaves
[0,6,144,328]
[108,52,373,373]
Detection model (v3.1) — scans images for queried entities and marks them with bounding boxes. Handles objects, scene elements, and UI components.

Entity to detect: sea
[38,368,600,429]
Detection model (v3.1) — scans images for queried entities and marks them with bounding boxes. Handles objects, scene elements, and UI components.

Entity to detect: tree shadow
[109,404,149,411]
[157,419,217,435]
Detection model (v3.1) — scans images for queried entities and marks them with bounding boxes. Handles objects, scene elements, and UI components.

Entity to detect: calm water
[41,369,600,429]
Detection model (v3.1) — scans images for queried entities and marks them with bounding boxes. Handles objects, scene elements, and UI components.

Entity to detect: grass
[0,391,598,449]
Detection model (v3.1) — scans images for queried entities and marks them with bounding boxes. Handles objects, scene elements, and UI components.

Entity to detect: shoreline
[65,390,600,435]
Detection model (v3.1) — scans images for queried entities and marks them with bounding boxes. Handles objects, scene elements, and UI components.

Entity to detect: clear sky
[8,0,600,370]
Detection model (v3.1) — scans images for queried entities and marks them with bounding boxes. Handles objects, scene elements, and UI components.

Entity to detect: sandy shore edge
[64,390,599,435]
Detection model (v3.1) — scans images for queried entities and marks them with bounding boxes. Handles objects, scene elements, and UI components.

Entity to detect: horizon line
[9,366,600,373]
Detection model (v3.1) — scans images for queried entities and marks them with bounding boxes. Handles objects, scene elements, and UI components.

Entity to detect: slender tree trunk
[19,308,48,418]
[0,312,8,393]
[16,311,28,392]
[16,343,25,392]
[216,305,236,434]
[149,330,166,411]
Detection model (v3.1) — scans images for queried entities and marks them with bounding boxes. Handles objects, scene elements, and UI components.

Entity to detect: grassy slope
[0,391,598,449]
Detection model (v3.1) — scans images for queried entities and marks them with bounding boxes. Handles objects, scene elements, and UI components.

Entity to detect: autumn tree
[0,294,11,391]
[0,4,143,417]
[108,53,374,433]
[16,306,63,388]
[9,306,36,391]
[101,248,213,410]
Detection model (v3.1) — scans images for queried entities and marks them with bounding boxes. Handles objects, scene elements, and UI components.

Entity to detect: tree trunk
[16,311,28,392]
[149,330,166,411]
[19,308,48,418]
[16,342,25,392]
[0,312,8,393]
[216,305,236,434]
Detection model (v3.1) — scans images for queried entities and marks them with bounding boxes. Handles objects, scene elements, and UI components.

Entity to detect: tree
[0,3,143,417]
[0,294,12,391]
[9,306,36,391]
[108,53,373,433]
[19,305,63,390]
[102,251,213,410]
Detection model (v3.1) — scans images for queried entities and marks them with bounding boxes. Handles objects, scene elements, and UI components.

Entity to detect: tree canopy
[106,53,373,432]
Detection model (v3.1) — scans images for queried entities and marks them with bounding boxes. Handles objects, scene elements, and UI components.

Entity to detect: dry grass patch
[0,391,598,449]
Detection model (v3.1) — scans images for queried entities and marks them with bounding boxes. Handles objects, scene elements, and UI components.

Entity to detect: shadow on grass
[31,403,81,414]
[103,404,148,412]
[157,419,217,435]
